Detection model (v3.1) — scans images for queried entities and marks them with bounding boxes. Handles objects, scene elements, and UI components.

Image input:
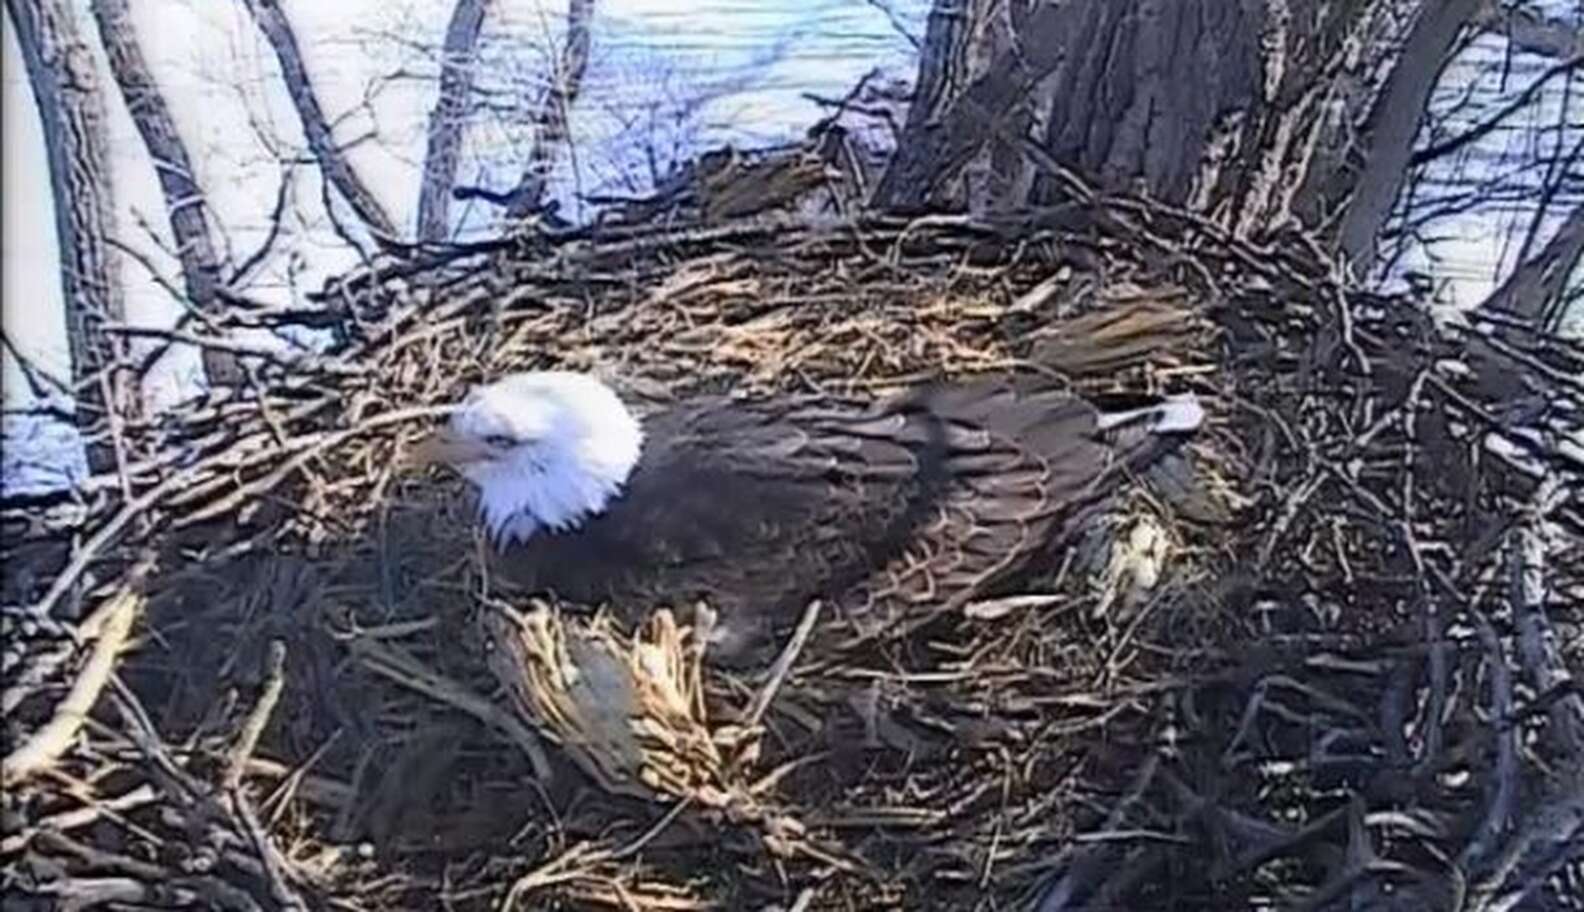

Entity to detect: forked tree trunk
[89,0,242,386]
[4,0,127,473]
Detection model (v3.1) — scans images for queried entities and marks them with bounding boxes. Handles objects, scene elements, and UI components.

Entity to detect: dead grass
[3,199,1582,911]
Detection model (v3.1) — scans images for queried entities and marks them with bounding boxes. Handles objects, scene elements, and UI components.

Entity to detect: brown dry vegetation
[4,184,1583,910]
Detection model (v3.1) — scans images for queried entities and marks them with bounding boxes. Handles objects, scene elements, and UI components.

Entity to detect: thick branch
[89,0,241,385]
[1336,0,1484,281]
[239,0,398,240]
[415,0,492,243]
[4,0,127,472]
[1479,200,1584,330]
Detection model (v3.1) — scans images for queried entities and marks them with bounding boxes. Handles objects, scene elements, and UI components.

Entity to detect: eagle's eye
[484,433,517,449]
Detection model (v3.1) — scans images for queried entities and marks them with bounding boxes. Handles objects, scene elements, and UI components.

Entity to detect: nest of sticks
[3,189,1583,911]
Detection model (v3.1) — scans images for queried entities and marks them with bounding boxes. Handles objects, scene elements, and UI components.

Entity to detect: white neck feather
[454,372,643,546]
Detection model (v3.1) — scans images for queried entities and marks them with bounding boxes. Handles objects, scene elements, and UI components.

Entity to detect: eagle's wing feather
[492,380,1161,658]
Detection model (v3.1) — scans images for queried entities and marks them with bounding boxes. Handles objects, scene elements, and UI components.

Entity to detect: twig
[2,556,153,716]
[227,790,308,911]
[2,590,141,788]
[223,640,287,791]
[607,795,694,861]
[0,783,158,855]
[350,634,553,778]
[745,599,822,727]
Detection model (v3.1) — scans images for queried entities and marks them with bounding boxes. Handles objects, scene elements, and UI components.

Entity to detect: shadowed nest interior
[2,200,1582,911]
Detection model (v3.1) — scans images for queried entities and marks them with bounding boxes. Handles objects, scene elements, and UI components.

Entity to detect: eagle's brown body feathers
[483,378,1178,658]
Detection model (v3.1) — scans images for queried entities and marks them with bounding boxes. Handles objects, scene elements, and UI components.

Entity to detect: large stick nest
[3,192,1583,911]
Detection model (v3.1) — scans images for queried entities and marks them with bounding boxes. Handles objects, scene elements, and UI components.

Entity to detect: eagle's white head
[411,371,644,545]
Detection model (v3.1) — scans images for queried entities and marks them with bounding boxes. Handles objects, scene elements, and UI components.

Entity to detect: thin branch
[1410,55,1583,168]
[238,0,399,241]
[502,0,596,222]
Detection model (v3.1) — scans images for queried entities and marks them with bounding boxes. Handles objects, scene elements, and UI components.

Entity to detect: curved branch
[239,0,399,241]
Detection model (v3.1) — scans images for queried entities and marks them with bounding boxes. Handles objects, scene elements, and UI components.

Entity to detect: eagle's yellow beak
[404,428,494,469]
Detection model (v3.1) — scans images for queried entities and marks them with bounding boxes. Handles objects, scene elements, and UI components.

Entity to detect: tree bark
[415,0,492,243]
[89,0,242,386]
[880,0,1500,277]
[1332,0,1484,281]
[4,0,127,473]
[872,0,1091,212]
[875,0,1270,213]
[239,0,398,241]
[502,0,595,222]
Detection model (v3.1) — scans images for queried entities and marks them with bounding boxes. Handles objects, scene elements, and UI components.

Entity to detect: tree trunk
[877,0,1493,271]
[4,0,127,473]
[1331,0,1484,280]
[239,0,398,241]
[415,0,492,243]
[89,0,242,386]
[502,0,595,222]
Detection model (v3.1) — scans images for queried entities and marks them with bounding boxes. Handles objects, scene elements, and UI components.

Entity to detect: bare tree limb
[502,0,595,222]
[415,0,492,243]
[0,587,141,788]
[1336,0,1484,280]
[1478,199,1584,330]
[89,0,242,386]
[1409,55,1583,168]
[4,0,129,473]
[238,0,399,241]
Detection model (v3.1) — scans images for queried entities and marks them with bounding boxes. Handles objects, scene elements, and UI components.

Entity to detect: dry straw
[2,194,1581,910]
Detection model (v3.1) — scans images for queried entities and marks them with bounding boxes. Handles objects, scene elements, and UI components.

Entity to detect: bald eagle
[410,370,1203,660]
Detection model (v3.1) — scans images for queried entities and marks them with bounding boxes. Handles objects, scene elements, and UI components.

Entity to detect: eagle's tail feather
[1095,394,1205,435]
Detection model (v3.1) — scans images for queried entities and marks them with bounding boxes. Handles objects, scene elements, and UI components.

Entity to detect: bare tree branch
[1409,54,1583,168]
[4,0,129,472]
[1479,200,1584,330]
[502,0,595,222]
[89,0,242,386]
[1336,0,1485,280]
[415,0,492,243]
[238,0,399,241]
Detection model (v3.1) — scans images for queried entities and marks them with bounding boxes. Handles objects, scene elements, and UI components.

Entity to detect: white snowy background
[2,0,1580,497]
